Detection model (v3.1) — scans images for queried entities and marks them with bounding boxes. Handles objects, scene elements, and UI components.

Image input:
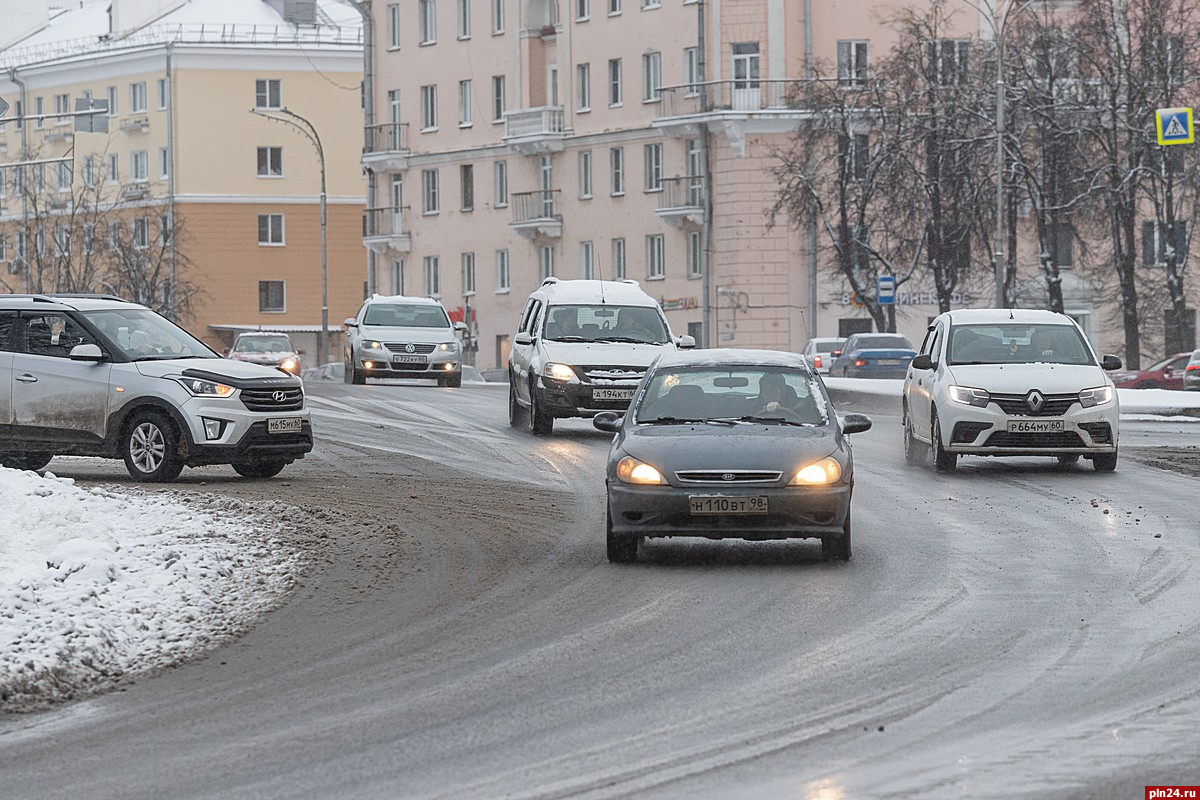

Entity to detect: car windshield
[82,308,219,361]
[544,304,669,344]
[853,335,912,350]
[635,367,828,425]
[362,303,450,328]
[233,335,292,353]
[947,323,1096,366]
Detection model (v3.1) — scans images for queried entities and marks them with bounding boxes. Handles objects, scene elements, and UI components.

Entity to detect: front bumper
[607,481,851,540]
[538,378,640,417]
[355,350,460,379]
[941,402,1118,455]
[177,395,312,465]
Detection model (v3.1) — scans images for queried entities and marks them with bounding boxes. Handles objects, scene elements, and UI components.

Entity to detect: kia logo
[1026,390,1045,413]
[405,343,416,353]
[721,473,735,481]
[272,391,287,403]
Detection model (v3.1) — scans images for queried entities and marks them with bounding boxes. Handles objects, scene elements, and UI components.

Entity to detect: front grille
[240,387,305,412]
[675,470,783,484]
[990,392,1078,416]
[1078,422,1113,444]
[383,342,437,354]
[582,365,646,383]
[951,421,992,444]
[983,431,1085,448]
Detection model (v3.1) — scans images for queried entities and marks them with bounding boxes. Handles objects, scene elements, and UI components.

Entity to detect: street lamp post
[250,107,328,368]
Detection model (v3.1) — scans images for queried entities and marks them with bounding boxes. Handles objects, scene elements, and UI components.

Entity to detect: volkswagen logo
[405,343,416,353]
[1025,390,1045,413]
[721,473,735,481]
[272,390,287,403]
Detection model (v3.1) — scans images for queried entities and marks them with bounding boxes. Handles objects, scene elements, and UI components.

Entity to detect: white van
[508,278,695,434]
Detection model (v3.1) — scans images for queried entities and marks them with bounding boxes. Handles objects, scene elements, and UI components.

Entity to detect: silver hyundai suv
[343,294,467,387]
[0,294,313,481]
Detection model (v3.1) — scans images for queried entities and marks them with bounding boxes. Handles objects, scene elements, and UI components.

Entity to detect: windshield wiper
[594,335,660,344]
[727,415,815,427]
[547,335,591,342]
[641,416,727,425]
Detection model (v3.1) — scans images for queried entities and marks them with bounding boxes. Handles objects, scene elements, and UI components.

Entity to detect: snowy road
[2,379,1200,799]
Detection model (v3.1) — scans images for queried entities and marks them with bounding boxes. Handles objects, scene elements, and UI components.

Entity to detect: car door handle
[16,374,38,383]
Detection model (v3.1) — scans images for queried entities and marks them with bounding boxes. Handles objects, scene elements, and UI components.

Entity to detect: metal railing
[510,190,560,224]
[503,107,566,140]
[364,123,409,154]
[363,206,408,238]
[657,176,705,210]
[657,80,820,118]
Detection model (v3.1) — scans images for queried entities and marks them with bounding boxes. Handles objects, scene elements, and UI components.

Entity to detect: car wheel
[232,460,288,479]
[0,453,53,471]
[1092,451,1118,472]
[351,363,366,385]
[528,381,554,435]
[446,373,462,388]
[122,410,185,483]
[343,354,355,384]
[606,506,639,563]
[822,512,852,561]
[931,409,957,473]
[902,406,920,466]
[508,379,525,428]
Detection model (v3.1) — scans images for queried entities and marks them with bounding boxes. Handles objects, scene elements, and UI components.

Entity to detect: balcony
[509,190,561,240]
[655,176,705,228]
[362,206,411,255]
[119,116,150,133]
[654,80,819,154]
[121,181,150,201]
[502,107,568,154]
[48,191,72,210]
[362,123,410,172]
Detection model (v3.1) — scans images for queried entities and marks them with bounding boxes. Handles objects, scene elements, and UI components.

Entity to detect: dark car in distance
[1111,352,1192,391]
[593,349,872,563]
[828,332,917,379]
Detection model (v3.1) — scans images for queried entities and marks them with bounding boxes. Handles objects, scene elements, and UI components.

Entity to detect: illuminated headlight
[201,417,226,440]
[543,362,579,383]
[616,456,667,485]
[364,340,383,350]
[789,457,842,485]
[175,377,236,398]
[948,385,990,408]
[1079,385,1114,408]
[438,341,459,352]
[278,357,300,374]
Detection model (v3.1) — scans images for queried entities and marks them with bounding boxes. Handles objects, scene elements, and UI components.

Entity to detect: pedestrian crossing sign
[1156,107,1194,146]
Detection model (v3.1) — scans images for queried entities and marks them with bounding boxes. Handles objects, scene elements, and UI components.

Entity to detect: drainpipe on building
[698,0,712,348]
[8,67,29,293]
[165,43,177,320]
[349,0,377,296]
[804,0,817,341]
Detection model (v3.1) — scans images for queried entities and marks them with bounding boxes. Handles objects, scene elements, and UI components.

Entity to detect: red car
[1111,352,1192,390]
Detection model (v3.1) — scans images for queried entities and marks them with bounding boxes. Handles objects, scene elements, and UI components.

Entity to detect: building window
[642,51,662,101]
[837,41,869,88]
[1051,221,1075,269]
[838,133,869,181]
[579,150,593,199]
[54,93,70,124]
[684,47,700,96]
[458,0,471,37]
[609,0,621,13]
[644,143,663,191]
[13,100,22,131]
[928,39,970,86]
[107,154,119,184]
[687,230,702,277]
[419,0,437,44]
[496,249,510,291]
[55,162,71,191]
[608,58,623,106]
[646,234,665,279]
[1142,221,1188,266]
[159,147,169,179]
[539,245,555,280]
[494,160,508,207]
[157,78,169,109]
[258,213,285,245]
[459,79,473,126]
[34,96,44,129]
[580,241,595,279]
[576,0,590,20]
[492,0,505,33]
[424,255,441,296]
[420,84,438,130]
[612,237,626,279]
[387,4,401,48]
[391,259,405,294]
[257,146,283,177]
[256,78,282,109]
[610,147,625,195]
[642,0,660,8]
[130,82,147,114]
[106,86,118,117]
[491,75,506,121]
[462,252,476,295]
[54,224,70,257]
[422,168,440,213]
[461,164,475,211]
[577,63,591,111]
[131,150,149,182]
[259,280,285,312]
[132,217,149,250]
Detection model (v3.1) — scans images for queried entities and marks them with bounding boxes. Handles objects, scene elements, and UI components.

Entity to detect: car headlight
[789,457,842,485]
[616,456,667,485]
[1079,385,1114,408]
[948,385,990,408]
[175,377,236,398]
[543,362,579,383]
[438,341,459,352]
[279,357,299,372]
[363,340,383,350]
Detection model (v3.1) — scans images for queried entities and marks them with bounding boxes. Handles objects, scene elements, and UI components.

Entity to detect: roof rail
[9,293,130,303]
[541,276,560,287]
[621,279,640,286]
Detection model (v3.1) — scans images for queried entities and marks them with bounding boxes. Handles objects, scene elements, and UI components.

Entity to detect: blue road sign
[877,275,896,305]
[1156,107,1194,146]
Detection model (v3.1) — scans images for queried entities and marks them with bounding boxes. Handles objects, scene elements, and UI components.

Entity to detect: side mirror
[69,343,105,362]
[676,334,696,349]
[840,412,873,435]
[514,331,534,346]
[1101,354,1122,371]
[454,321,469,332]
[911,354,934,371]
[343,317,358,328]
[296,348,306,355]
[593,411,623,433]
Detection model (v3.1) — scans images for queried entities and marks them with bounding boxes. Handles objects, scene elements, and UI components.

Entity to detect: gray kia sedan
[594,349,872,563]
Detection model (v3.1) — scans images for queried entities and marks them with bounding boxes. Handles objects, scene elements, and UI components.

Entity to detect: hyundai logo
[272,390,287,403]
[405,343,416,353]
[1026,390,1045,413]
[721,473,735,481]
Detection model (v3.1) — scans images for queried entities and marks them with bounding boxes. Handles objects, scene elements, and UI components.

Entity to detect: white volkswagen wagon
[903,309,1123,473]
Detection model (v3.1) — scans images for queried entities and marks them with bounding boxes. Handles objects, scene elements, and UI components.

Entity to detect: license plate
[593,387,635,401]
[268,417,302,434]
[392,355,427,365]
[1007,419,1065,433]
[689,496,769,515]
[877,359,902,366]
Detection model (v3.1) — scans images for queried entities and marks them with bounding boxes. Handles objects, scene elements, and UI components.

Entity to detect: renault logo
[721,473,735,481]
[272,391,287,403]
[1026,390,1045,413]
[405,343,416,353]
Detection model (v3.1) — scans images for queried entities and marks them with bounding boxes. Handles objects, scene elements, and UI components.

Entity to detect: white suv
[343,294,467,387]
[903,308,1122,472]
[0,294,312,481]
[508,278,695,435]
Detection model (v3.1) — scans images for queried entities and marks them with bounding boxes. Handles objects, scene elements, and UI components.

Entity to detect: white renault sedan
[903,309,1123,473]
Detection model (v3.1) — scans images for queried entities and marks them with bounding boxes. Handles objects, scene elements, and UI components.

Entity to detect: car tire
[0,453,53,471]
[343,354,355,384]
[1092,451,1118,472]
[822,512,852,561]
[446,373,462,388]
[508,379,525,428]
[931,409,957,473]
[122,409,185,483]
[232,460,288,479]
[528,381,554,435]
[902,406,920,466]
[606,506,639,563]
